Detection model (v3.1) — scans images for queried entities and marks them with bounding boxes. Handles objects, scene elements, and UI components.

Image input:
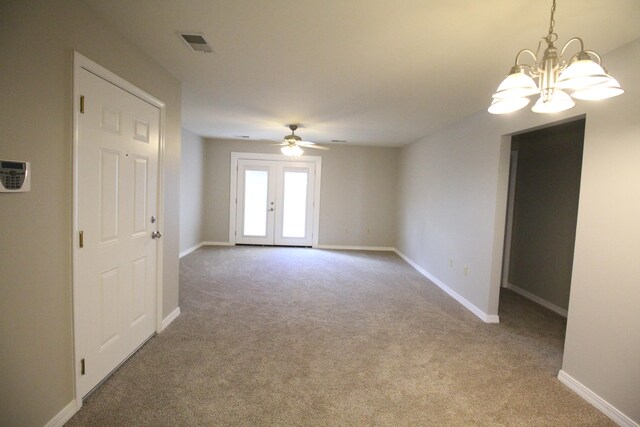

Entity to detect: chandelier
[489,0,624,115]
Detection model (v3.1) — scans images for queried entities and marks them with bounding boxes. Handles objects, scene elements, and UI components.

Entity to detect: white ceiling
[84,0,640,147]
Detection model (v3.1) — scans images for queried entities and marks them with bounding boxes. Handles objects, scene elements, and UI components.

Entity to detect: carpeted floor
[67,246,612,426]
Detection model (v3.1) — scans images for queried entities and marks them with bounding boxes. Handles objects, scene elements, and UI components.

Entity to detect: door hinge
[80,95,85,114]
[79,230,84,248]
[81,358,85,375]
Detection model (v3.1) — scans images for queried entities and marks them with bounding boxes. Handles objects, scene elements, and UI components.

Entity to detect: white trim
[507,283,568,317]
[311,158,322,248]
[160,307,181,331]
[228,154,238,245]
[501,149,518,288]
[44,399,80,427]
[317,245,395,251]
[155,102,166,334]
[179,242,204,258]
[72,52,166,402]
[202,241,234,246]
[558,370,639,427]
[394,249,500,323]
[229,152,322,247]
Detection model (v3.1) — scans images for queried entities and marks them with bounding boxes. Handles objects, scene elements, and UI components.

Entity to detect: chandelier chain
[546,0,557,42]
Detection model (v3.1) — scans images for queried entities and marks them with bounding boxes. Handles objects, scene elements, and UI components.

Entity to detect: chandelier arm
[514,49,538,67]
[584,50,602,65]
[560,37,586,58]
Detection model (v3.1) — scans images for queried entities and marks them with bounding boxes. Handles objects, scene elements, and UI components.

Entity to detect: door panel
[132,157,148,236]
[274,164,315,246]
[76,68,159,397]
[236,161,276,244]
[99,149,120,243]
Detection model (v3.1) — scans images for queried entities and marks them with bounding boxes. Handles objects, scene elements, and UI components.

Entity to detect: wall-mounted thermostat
[0,160,31,192]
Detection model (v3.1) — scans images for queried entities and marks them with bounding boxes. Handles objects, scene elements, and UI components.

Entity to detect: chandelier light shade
[571,76,624,100]
[489,0,624,115]
[531,89,574,113]
[492,66,539,99]
[488,97,531,115]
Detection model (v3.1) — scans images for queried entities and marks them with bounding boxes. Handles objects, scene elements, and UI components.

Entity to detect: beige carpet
[67,246,612,426]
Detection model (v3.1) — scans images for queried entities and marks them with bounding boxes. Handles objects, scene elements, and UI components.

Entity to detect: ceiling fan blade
[302,144,330,150]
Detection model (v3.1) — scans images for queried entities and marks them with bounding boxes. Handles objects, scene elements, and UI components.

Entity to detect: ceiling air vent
[179,32,213,53]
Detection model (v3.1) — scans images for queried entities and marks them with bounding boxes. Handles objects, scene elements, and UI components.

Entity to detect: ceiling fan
[274,124,329,157]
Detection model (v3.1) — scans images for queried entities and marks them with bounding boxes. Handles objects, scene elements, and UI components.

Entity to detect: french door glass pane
[243,170,268,236]
[282,171,308,238]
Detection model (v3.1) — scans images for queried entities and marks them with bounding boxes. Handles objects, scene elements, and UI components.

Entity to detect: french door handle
[151,231,162,239]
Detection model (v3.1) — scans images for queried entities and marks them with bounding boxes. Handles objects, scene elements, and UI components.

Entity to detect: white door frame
[501,149,518,288]
[229,152,322,247]
[71,51,166,405]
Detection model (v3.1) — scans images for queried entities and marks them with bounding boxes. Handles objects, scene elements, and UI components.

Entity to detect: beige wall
[0,1,181,425]
[203,139,398,247]
[180,129,205,253]
[397,38,640,422]
[508,120,585,310]
[562,39,640,422]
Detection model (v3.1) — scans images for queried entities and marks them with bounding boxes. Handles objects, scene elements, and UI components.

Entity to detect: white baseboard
[160,307,180,331]
[316,245,395,251]
[179,242,204,258]
[180,241,235,257]
[202,241,234,246]
[507,283,568,317]
[44,399,80,427]
[558,370,638,427]
[393,249,499,324]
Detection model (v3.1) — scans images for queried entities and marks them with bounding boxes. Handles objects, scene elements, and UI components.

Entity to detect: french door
[236,159,316,246]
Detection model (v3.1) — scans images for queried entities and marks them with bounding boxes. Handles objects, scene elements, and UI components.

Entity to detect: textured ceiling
[84,0,640,146]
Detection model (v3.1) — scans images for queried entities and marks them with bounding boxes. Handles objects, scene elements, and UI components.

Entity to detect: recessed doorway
[501,118,586,319]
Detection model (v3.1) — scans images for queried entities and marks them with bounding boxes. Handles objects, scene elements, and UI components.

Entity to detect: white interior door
[76,68,160,397]
[235,159,316,246]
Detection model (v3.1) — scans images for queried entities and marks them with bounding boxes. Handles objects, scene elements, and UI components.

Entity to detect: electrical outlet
[463,266,468,276]
[449,259,453,268]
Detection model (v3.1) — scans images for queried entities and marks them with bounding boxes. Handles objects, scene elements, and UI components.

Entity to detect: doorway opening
[500,118,585,358]
[499,116,585,374]
[229,153,322,247]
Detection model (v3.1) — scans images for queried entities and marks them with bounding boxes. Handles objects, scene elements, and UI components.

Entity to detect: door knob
[151,231,162,239]
[268,208,274,211]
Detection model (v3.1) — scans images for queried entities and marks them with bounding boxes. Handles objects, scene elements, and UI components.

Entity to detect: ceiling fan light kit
[489,0,623,115]
[277,124,329,157]
[281,144,304,157]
